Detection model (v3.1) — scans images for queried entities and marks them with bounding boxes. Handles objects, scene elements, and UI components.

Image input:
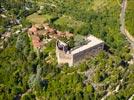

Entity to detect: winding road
[101,0,134,99]
[120,0,134,62]
[120,0,134,47]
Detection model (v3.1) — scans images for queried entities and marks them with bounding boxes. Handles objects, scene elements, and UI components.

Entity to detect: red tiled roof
[28,24,74,49]
[32,36,42,48]
[28,26,37,33]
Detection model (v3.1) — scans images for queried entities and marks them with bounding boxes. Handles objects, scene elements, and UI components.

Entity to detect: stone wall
[56,42,104,66]
[56,45,73,66]
[72,43,104,64]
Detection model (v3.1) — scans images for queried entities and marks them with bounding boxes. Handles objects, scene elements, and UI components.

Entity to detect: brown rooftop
[32,36,42,49]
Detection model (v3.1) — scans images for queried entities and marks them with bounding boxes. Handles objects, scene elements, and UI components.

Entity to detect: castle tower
[56,35,104,67]
[56,41,73,66]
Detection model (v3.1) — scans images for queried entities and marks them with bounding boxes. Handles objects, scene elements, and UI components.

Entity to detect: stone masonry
[56,35,104,66]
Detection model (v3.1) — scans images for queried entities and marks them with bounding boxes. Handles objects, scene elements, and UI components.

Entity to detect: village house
[27,24,104,66]
[56,35,104,66]
[27,24,73,50]
[28,26,42,50]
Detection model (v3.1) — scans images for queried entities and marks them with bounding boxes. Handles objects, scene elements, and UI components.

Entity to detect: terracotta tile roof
[28,24,74,49]
[47,27,55,33]
[32,36,42,48]
[65,32,73,37]
[28,26,37,33]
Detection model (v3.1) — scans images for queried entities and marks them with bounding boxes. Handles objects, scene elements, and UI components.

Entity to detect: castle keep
[56,35,104,66]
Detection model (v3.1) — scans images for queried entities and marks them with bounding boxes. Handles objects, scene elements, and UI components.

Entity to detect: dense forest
[0,0,134,100]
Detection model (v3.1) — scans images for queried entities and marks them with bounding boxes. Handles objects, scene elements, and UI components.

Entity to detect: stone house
[28,26,42,50]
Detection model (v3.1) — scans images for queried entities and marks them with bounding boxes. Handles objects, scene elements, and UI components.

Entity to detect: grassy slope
[26,13,53,24]
[53,15,88,31]
[126,0,134,36]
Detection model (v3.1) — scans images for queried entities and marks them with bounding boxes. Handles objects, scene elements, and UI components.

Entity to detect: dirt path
[128,94,134,100]
[101,85,120,100]
[101,79,123,100]
[20,89,31,99]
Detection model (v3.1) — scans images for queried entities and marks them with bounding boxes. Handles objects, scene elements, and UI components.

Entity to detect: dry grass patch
[27,13,53,24]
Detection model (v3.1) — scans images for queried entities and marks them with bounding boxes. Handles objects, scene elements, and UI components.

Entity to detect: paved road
[120,0,134,48]
[120,0,134,62]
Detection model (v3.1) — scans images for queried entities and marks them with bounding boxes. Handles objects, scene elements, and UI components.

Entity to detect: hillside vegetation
[41,0,126,50]
[126,0,134,36]
[0,0,134,100]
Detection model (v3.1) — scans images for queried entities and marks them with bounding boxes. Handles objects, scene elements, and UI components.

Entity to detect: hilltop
[0,0,134,100]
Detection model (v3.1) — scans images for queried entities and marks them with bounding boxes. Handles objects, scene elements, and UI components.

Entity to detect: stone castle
[56,35,104,66]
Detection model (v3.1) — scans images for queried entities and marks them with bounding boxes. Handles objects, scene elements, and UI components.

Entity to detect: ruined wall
[56,42,104,66]
[72,43,104,64]
[56,45,73,66]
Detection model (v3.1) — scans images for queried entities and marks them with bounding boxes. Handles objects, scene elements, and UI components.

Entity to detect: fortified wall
[56,35,104,66]
[72,43,104,64]
[56,41,73,66]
